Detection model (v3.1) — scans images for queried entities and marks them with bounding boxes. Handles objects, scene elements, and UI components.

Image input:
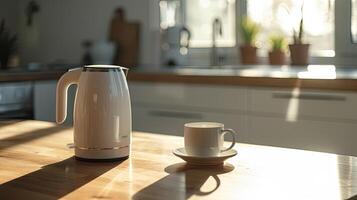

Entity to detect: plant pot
[7,54,20,68]
[240,45,258,64]
[289,44,310,65]
[268,50,286,65]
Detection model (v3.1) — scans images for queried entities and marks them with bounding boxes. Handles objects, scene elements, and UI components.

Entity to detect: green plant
[293,3,304,44]
[240,17,259,46]
[270,35,287,52]
[0,19,17,68]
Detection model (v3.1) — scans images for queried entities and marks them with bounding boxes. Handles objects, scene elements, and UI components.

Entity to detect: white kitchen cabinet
[130,82,248,139]
[0,82,32,119]
[133,104,247,139]
[130,82,247,112]
[34,80,76,125]
[248,87,357,156]
[249,87,357,121]
[247,116,357,156]
[129,81,357,156]
[34,81,56,122]
[0,82,32,105]
[132,106,204,136]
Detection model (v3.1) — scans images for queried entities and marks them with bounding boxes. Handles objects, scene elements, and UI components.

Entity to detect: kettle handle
[56,68,81,124]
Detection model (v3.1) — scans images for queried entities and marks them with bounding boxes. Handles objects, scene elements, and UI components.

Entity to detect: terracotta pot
[7,54,20,68]
[240,45,258,64]
[289,44,310,65]
[268,50,286,65]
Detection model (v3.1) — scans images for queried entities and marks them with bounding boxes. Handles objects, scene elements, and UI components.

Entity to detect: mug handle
[220,129,237,152]
[196,174,220,196]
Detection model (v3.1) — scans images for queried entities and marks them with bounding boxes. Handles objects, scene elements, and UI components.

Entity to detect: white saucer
[173,148,237,166]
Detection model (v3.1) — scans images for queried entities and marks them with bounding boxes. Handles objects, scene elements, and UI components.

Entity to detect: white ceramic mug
[184,122,237,157]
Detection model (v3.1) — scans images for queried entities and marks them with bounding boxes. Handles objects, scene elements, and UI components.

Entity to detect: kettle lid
[84,65,127,70]
[83,65,129,76]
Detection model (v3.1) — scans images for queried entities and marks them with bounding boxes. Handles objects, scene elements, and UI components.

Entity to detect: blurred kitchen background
[1,0,357,156]
[3,0,356,68]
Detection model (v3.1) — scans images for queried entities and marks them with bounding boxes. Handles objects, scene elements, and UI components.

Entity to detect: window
[352,0,357,43]
[159,0,236,48]
[247,0,335,56]
[159,0,183,29]
[185,0,236,47]
[159,0,357,64]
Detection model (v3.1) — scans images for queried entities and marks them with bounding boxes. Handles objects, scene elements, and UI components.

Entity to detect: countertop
[2,65,357,91]
[132,65,357,79]
[0,120,357,199]
[0,68,65,82]
[128,65,357,91]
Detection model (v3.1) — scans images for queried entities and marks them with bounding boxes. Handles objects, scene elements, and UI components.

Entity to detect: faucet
[211,18,223,66]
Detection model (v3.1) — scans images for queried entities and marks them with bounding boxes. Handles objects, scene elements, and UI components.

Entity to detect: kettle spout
[121,67,129,77]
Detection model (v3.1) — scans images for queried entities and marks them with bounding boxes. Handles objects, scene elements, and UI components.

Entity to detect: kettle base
[75,156,129,162]
[74,146,130,160]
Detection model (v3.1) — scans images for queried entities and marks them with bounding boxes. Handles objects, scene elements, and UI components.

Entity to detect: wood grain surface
[0,70,64,82]
[128,72,357,92]
[0,120,357,200]
[1,69,357,93]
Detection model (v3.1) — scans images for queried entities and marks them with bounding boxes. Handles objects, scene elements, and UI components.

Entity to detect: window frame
[335,1,357,59]
[176,0,242,66]
[165,0,357,66]
[180,0,237,48]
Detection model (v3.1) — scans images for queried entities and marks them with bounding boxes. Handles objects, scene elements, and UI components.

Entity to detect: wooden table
[0,120,357,200]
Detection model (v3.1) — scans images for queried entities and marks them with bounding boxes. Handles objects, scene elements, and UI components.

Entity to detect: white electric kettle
[56,65,131,161]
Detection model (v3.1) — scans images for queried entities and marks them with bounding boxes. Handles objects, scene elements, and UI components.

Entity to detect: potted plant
[239,17,259,64]
[289,6,310,65]
[268,35,287,65]
[0,19,17,69]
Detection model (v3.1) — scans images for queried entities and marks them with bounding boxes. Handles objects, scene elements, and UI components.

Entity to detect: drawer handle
[148,110,203,119]
[272,93,346,101]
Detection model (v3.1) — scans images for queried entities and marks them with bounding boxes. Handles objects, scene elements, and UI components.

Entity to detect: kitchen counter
[2,65,357,91]
[0,68,65,82]
[0,120,357,199]
[128,65,357,91]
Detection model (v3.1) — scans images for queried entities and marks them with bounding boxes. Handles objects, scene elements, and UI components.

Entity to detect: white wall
[15,0,160,66]
[2,1,357,67]
[0,0,18,33]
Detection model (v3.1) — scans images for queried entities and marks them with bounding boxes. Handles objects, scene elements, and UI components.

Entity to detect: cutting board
[109,8,140,68]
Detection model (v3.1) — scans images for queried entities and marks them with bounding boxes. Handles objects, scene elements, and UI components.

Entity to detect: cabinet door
[34,81,56,122]
[132,106,205,136]
[249,88,357,121]
[34,81,76,125]
[129,82,247,112]
[247,116,357,156]
[132,105,246,140]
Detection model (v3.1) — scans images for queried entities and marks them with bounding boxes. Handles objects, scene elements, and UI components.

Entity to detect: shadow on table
[133,162,234,200]
[0,120,21,128]
[0,125,69,151]
[347,196,357,200]
[0,156,124,199]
